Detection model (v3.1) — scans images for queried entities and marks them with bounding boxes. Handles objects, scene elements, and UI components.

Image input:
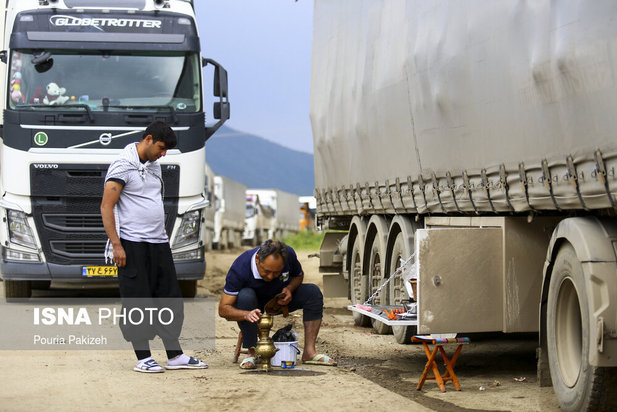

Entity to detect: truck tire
[350,235,370,326]
[179,279,197,298]
[5,280,32,299]
[368,234,392,335]
[389,232,416,344]
[547,244,617,412]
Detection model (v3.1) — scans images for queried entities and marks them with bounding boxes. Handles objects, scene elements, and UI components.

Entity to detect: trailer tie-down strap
[594,150,615,208]
[463,171,479,214]
[481,169,497,213]
[500,164,515,212]
[566,156,589,211]
[447,172,462,213]
[518,162,536,212]
[432,173,446,214]
[541,159,561,211]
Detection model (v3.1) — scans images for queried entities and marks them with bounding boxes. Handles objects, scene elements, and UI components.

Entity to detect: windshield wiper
[17,103,94,122]
[63,104,94,122]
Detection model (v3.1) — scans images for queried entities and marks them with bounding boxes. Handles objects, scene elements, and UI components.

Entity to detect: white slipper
[134,358,164,373]
[165,356,208,370]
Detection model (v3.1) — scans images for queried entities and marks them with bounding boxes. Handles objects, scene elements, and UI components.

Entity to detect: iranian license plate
[82,266,118,277]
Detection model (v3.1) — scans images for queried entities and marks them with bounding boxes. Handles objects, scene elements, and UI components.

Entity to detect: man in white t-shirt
[100,121,207,373]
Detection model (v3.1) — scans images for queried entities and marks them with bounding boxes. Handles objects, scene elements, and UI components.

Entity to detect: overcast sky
[194,1,315,154]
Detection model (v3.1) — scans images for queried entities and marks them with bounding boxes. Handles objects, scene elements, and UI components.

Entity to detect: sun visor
[10,10,200,52]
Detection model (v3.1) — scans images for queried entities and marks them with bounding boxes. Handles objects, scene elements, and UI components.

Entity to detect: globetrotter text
[50,15,162,29]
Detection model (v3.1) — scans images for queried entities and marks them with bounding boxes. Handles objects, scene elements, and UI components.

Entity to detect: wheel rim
[352,248,363,303]
[370,245,383,304]
[391,252,403,304]
[555,277,582,388]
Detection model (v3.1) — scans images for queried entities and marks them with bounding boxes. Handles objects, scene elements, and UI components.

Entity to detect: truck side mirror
[214,101,230,121]
[202,57,231,140]
[213,65,228,98]
[202,57,229,98]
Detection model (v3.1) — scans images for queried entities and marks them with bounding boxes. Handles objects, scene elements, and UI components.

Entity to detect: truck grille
[50,240,107,258]
[43,214,105,232]
[30,163,179,265]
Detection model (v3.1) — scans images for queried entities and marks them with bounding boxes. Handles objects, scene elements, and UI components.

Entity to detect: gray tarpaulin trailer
[310,1,617,410]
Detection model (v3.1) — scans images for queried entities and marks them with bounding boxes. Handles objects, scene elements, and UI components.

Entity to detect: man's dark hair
[257,240,288,263]
[143,121,177,149]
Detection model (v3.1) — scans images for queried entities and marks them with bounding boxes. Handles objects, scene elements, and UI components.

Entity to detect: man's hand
[244,308,262,323]
[113,243,126,267]
[277,288,292,306]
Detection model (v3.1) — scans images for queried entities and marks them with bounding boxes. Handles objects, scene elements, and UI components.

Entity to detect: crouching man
[218,240,337,369]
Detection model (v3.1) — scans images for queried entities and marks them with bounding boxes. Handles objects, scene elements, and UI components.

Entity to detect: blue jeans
[236,283,323,349]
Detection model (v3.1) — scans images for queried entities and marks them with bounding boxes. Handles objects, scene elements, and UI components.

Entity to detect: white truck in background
[243,191,273,246]
[0,0,230,298]
[212,175,246,249]
[243,189,300,246]
[311,1,617,410]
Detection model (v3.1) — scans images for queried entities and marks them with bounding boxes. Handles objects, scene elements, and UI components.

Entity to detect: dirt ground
[0,248,561,412]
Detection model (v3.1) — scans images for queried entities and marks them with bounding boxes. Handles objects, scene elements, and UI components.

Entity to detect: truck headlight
[173,210,200,248]
[2,247,40,262]
[172,247,203,261]
[7,210,37,249]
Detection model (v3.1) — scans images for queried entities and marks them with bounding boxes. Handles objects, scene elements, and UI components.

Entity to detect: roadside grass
[282,230,325,252]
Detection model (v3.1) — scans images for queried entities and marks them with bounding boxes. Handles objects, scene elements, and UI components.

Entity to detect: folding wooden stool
[412,335,470,392]
[233,331,249,363]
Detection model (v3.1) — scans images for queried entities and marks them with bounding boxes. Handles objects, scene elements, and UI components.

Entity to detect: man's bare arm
[218,293,262,322]
[100,181,126,267]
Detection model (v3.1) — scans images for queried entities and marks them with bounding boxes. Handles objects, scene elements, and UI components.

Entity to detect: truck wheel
[179,280,197,298]
[368,235,392,335]
[5,280,32,299]
[350,235,370,326]
[547,244,617,412]
[389,232,415,344]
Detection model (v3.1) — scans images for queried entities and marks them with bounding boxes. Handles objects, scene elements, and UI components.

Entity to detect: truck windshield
[8,50,201,112]
[246,204,256,218]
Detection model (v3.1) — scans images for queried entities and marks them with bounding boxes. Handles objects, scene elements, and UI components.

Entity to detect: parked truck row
[243,189,302,246]
[311,1,617,411]
[203,166,306,250]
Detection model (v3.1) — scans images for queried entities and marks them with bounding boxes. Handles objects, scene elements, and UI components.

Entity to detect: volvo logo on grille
[33,164,58,169]
[99,133,112,146]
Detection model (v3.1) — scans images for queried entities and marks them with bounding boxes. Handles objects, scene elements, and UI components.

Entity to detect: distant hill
[205,125,315,196]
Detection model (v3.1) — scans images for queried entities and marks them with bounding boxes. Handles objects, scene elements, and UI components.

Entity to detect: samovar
[252,313,278,371]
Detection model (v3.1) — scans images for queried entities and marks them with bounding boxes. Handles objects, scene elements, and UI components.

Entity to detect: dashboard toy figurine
[43,82,69,105]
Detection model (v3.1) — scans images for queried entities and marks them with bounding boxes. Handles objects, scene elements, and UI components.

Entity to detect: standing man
[219,239,337,369]
[101,121,207,373]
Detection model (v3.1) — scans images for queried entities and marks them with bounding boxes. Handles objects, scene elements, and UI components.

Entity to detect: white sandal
[134,358,164,373]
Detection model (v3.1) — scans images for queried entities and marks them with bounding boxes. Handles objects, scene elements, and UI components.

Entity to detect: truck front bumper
[0,260,205,281]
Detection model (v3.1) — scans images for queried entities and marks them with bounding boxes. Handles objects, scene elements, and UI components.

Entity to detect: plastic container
[270,341,301,367]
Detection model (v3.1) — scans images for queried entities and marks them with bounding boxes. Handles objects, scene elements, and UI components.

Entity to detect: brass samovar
[252,313,277,371]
